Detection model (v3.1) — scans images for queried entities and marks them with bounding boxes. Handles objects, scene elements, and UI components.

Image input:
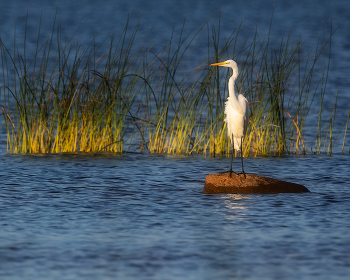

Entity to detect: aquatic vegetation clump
[0,13,348,156]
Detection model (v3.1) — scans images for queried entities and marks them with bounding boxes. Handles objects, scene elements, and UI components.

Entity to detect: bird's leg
[240,137,246,179]
[229,134,238,178]
[230,139,234,178]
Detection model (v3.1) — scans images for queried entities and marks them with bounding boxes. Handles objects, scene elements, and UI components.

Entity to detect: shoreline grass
[1,13,348,156]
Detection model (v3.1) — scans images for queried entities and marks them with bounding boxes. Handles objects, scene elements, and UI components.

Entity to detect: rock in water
[203,172,309,194]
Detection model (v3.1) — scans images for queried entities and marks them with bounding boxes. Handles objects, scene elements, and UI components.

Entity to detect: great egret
[211,60,250,178]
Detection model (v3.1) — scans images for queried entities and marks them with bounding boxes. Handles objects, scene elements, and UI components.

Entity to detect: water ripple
[0,153,350,279]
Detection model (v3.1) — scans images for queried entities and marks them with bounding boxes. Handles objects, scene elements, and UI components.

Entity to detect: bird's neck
[228,75,237,99]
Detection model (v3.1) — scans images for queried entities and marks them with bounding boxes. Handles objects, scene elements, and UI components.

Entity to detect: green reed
[0,12,348,156]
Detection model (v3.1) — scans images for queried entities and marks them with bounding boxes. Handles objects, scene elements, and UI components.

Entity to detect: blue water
[1,0,350,279]
[0,153,350,279]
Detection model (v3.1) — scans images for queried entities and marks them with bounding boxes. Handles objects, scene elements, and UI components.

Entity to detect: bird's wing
[238,94,249,134]
[237,94,249,116]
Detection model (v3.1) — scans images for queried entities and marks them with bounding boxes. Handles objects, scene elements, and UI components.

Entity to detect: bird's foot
[239,171,247,179]
[219,170,239,177]
[229,169,239,178]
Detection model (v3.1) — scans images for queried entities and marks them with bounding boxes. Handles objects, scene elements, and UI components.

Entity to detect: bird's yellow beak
[210,62,228,66]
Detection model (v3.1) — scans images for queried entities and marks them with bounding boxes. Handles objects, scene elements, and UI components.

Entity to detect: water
[0,153,350,279]
[1,1,350,279]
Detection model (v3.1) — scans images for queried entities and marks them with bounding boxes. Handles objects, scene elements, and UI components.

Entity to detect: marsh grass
[1,13,349,156]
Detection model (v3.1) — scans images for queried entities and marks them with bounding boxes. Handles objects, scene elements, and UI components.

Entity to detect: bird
[210,59,250,178]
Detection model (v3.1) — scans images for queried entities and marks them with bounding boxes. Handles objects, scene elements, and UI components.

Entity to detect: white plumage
[211,59,249,177]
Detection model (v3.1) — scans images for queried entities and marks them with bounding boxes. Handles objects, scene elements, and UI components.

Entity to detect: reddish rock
[203,172,309,194]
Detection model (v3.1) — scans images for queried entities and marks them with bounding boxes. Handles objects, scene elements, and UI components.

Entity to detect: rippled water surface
[1,153,350,279]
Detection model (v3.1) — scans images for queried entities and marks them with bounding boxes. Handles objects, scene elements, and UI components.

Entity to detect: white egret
[210,60,250,178]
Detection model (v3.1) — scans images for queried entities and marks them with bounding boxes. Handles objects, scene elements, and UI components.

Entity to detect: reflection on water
[222,194,250,211]
[0,153,349,279]
[222,194,250,200]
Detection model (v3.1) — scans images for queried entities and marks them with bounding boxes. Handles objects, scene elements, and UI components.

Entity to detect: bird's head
[210,59,238,77]
[211,59,236,68]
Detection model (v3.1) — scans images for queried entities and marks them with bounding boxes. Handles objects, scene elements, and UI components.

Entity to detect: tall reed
[0,13,347,156]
